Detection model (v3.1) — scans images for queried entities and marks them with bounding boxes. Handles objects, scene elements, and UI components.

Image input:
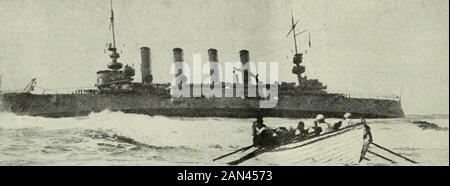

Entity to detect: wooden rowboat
[215,122,417,166]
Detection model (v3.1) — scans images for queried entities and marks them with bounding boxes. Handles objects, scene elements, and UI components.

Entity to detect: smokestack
[239,50,250,65]
[208,49,220,84]
[208,49,218,63]
[173,48,184,62]
[173,48,185,80]
[240,50,250,87]
[140,47,152,85]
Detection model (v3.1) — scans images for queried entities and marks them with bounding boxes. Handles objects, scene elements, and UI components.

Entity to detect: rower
[341,112,353,128]
[252,116,266,136]
[315,114,341,134]
[272,127,290,144]
[294,121,309,140]
[311,114,325,135]
[252,116,275,147]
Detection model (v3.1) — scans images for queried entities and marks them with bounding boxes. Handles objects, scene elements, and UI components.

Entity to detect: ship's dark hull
[0,93,404,118]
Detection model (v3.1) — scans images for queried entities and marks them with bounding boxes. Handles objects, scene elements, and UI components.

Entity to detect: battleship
[0,2,404,119]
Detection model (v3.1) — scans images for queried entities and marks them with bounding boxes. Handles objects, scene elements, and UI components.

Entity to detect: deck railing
[333,92,401,101]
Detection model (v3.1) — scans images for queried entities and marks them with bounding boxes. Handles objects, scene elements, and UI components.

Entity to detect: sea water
[0,111,448,166]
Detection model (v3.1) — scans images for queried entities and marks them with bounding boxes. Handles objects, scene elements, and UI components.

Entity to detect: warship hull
[0,92,404,118]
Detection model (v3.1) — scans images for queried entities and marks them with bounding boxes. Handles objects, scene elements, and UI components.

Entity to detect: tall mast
[110,0,116,48]
[287,5,308,86]
[290,7,298,54]
[287,7,308,54]
[107,0,122,70]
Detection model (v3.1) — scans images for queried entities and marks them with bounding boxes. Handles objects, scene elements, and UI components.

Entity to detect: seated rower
[272,127,291,144]
[311,114,327,135]
[252,116,267,144]
[294,121,309,140]
[313,114,344,135]
[252,117,277,147]
[341,112,353,128]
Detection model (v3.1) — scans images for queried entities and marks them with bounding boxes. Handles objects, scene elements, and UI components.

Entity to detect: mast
[110,0,116,48]
[287,7,308,54]
[287,6,307,86]
[290,7,299,54]
[107,0,122,70]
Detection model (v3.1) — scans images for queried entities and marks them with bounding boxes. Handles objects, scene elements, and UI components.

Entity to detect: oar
[367,150,397,164]
[227,146,271,165]
[213,145,254,162]
[371,142,418,164]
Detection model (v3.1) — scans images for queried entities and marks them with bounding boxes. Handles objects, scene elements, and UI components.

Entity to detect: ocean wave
[0,111,448,165]
[410,121,448,131]
[81,129,197,152]
[0,110,249,151]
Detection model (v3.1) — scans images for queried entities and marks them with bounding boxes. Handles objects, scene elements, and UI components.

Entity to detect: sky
[0,0,448,114]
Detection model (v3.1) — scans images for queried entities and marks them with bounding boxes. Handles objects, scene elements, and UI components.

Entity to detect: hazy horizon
[0,0,448,115]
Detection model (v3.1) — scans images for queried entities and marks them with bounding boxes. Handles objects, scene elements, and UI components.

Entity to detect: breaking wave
[410,121,448,131]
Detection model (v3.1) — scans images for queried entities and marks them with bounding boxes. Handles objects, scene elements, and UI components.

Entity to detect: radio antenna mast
[110,0,116,48]
[287,7,299,54]
[106,0,122,70]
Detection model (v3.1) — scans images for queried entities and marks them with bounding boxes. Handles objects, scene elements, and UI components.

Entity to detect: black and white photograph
[0,0,448,168]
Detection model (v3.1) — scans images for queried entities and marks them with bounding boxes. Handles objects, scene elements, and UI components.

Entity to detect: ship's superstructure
[96,1,135,93]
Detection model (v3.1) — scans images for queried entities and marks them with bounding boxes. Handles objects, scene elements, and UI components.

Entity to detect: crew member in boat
[252,117,277,147]
[341,112,353,128]
[292,121,309,140]
[314,114,346,135]
[362,123,373,143]
[314,114,338,135]
[272,127,291,144]
[311,114,324,135]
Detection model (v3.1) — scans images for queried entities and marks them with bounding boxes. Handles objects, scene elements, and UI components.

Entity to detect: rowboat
[215,122,417,166]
